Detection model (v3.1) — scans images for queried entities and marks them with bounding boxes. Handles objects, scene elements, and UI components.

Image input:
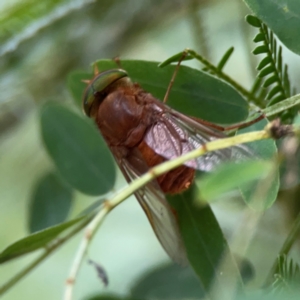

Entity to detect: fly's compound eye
[82,69,128,117]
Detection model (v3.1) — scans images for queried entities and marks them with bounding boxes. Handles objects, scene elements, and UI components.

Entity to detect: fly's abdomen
[138,140,195,194]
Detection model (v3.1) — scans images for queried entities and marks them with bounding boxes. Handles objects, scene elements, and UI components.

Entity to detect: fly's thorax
[95,87,150,147]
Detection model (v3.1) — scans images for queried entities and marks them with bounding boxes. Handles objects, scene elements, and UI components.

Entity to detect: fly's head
[82,68,129,118]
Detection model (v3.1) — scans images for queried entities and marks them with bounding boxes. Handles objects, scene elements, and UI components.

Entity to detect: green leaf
[263,76,277,88]
[267,86,282,100]
[237,119,279,210]
[268,94,285,106]
[246,15,262,27]
[40,103,116,196]
[246,13,293,111]
[217,47,234,71]
[0,217,85,264]
[130,263,204,299]
[253,45,268,55]
[258,65,275,78]
[244,0,300,55]
[167,185,242,297]
[68,60,249,124]
[272,255,300,294]
[257,56,272,71]
[269,31,275,50]
[253,33,265,43]
[28,172,73,233]
[196,160,274,202]
[283,66,291,98]
[277,47,283,73]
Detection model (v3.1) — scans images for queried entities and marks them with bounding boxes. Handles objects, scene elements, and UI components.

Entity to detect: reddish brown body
[93,79,195,194]
[83,67,252,264]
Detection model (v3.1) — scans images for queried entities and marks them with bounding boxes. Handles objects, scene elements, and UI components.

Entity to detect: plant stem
[186,49,261,104]
[263,93,300,118]
[64,205,110,300]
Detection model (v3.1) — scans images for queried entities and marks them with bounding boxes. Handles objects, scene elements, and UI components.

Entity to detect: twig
[185,49,261,104]
[263,93,300,118]
[64,204,111,299]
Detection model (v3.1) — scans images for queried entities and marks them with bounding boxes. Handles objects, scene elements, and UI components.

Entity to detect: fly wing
[144,106,253,172]
[111,147,187,265]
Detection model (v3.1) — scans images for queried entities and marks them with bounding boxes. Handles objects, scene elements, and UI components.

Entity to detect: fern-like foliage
[159,48,263,105]
[246,15,296,120]
[201,47,234,73]
[271,255,300,295]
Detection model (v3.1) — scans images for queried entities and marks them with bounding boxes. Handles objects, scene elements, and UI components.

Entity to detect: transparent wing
[144,108,253,171]
[111,147,187,265]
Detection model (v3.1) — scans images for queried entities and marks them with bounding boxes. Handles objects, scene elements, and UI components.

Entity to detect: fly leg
[223,112,265,131]
[192,112,265,132]
[163,50,188,103]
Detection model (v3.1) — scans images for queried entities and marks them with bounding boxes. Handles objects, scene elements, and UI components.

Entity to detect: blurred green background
[1,0,300,299]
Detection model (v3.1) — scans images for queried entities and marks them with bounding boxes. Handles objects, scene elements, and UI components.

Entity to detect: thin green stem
[64,205,110,300]
[263,93,300,118]
[186,49,261,104]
